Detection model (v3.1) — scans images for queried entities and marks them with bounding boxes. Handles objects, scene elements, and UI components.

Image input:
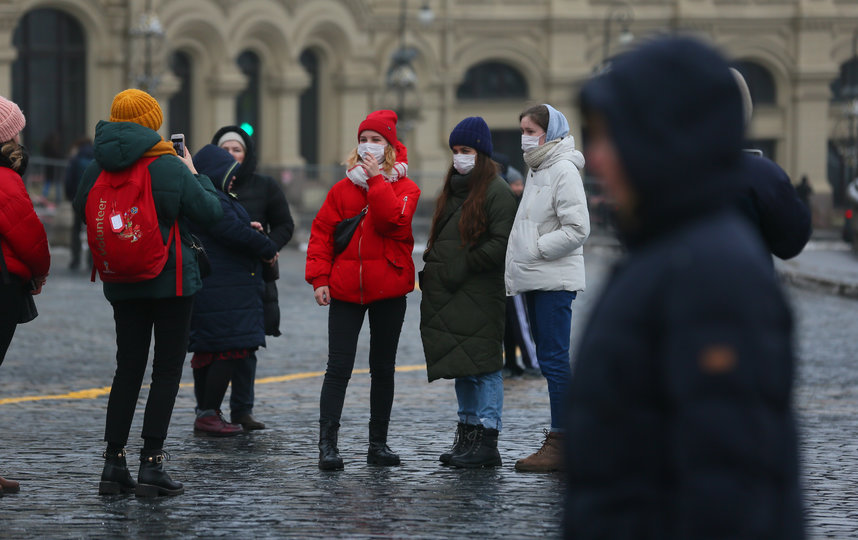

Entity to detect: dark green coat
[73,120,223,303]
[420,173,517,381]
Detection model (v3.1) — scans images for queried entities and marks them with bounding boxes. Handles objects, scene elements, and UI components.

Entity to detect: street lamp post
[385,1,433,143]
[602,1,634,66]
[130,0,164,92]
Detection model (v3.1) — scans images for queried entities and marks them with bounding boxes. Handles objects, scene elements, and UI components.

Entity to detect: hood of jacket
[211,125,258,183]
[193,144,240,193]
[580,37,746,247]
[540,135,585,171]
[92,120,163,172]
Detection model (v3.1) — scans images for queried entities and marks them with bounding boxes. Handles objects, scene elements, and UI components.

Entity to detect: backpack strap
[172,220,182,296]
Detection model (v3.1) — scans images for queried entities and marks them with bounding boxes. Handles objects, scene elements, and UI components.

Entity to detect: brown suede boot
[0,474,20,493]
[514,430,564,472]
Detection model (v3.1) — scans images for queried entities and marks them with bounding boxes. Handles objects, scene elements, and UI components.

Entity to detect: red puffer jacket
[0,167,50,281]
[306,174,420,304]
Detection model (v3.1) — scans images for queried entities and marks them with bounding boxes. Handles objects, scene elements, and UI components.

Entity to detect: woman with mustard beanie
[74,89,223,497]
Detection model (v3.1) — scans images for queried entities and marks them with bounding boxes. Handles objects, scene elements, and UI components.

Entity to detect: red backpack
[85,156,183,294]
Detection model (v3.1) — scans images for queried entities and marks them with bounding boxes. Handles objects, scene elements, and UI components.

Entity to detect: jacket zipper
[401,195,408,215]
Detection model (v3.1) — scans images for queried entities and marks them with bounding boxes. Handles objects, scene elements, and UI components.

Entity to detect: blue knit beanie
[449,116,493,157]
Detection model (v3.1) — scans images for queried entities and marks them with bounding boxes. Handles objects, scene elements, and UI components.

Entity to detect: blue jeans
[229,351,257,421]
[524,290,577,431]
[454,370,503,431]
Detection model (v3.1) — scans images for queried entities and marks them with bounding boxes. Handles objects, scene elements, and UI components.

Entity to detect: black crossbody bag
[333,206,368,254]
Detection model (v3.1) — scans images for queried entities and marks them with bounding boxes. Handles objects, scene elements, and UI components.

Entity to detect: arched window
[12,8,86,155]
[300,49,320,166]
[236,50,261,142]
[831,57,858,102]
[168,51,192,145]
[456,61,528,100]
[733,60,777,106]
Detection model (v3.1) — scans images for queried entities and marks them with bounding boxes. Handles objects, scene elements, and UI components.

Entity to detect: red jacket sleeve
[0,170,50,279]
[304,184,341,289]
[366,175,421,240]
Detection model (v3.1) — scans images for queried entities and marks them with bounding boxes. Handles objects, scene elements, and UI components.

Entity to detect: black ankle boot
[367,420,400,466]
[136,451,184,497]
[99,447,137,495]
[449,426,502,468]
[440,423,475,465]
[319,420,344,471]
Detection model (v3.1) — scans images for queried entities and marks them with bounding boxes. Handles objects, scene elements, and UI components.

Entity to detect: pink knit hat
[0,96,25,143]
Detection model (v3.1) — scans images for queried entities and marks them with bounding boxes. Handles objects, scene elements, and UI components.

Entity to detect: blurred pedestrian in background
[504,104,590,472]
[493,152,537,378]
[212,125,294,431]
[187,145,277,437]
[39,131,64,204]
[64,137,94,270]
[305,110,420,471]
[0,95,50,495]
[730,68,812,261]
[568,36,803,538]
[420,117,516,468]
[74,89,222,497]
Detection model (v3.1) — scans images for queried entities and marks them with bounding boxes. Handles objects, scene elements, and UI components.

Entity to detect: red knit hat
[358,110,398,147]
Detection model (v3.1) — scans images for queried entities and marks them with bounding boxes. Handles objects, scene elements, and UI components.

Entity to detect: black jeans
[0,280,26,365]
[105,296,194,448]
[69,208,84,268]
[319,296,407,425]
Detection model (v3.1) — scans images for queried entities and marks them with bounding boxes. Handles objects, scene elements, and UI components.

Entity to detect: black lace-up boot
[319,420,344,471]
[367,420,400,466]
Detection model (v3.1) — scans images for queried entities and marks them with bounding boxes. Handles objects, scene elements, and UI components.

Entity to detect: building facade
[1,0,857,221]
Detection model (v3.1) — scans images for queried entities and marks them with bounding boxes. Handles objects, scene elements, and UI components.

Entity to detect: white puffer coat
[505,136,590,295]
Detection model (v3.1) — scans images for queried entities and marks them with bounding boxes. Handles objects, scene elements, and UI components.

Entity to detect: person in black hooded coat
[211,126,294,430]
[566,37,803,539]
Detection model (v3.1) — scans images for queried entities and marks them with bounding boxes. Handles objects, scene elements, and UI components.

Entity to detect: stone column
[206,68,246,140]
[265,67,311,168]
[792,14,839,224]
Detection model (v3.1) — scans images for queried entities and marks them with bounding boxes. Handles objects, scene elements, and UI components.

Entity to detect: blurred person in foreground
[0,95,50,495]
[566,36,803,538]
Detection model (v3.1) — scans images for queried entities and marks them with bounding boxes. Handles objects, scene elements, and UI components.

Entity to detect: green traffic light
[240,122,254,136]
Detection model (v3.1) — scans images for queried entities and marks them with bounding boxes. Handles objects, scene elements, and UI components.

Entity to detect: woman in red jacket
[0,95,50,494]
[306,110,420,471]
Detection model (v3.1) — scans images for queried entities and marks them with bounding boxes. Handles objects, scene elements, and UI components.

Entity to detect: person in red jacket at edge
[0,95,51,495]
[305,110,420,471]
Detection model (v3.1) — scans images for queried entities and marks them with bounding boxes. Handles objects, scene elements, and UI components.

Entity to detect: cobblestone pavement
[0,245,856,538]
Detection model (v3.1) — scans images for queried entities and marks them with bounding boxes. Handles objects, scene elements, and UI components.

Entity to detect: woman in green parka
[420,117,517,468]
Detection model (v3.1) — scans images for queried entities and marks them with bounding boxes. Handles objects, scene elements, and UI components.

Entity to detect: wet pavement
[0,243,856,538]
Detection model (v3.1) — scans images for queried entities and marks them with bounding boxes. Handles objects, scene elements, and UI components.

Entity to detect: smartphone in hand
[170,133,185,157]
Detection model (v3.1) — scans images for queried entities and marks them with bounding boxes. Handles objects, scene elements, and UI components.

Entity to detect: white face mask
[521,134,542,152]
[358,142,386,163]
[453,153,476,175]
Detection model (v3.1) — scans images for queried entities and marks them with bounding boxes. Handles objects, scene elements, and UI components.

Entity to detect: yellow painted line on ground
[0,364,427,406]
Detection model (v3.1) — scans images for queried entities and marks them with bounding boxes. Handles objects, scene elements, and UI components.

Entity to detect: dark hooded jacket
[567,38,803,539]
[737,153,812,260]
[187,145,277,353]
[211,126,294,336]
[74,121,223,303]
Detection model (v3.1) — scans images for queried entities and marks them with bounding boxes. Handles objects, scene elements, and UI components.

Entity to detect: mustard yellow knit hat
[109,89,163,131]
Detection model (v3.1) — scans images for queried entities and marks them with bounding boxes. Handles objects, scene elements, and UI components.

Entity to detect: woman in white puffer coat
[505,104,590,473]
